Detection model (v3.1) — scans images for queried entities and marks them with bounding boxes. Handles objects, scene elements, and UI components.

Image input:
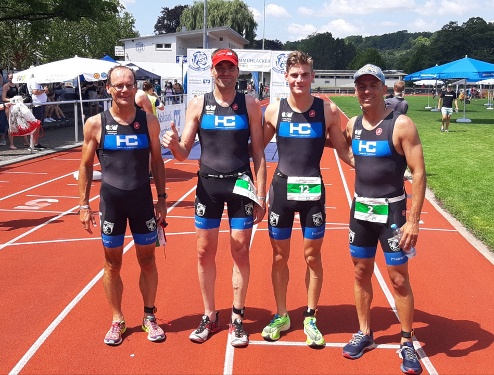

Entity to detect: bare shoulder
[394,114,418,136]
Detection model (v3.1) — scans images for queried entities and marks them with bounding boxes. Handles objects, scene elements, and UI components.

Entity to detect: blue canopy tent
[404,57,494,122]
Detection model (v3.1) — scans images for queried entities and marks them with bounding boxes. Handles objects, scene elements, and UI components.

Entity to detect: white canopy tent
[121,61,187,84]
[413,80,444,110]
[13,56,119,136]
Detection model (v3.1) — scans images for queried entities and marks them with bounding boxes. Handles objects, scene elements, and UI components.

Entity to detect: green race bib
[287,176,321,201]
[354,197,389,223]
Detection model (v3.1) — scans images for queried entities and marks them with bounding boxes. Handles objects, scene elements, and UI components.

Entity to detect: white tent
[413,79,444,86]
[13,56,119,130]
[121,61,187,83]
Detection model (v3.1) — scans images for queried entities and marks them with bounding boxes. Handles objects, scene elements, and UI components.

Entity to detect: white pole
[203,0,208,49]
[261,0,266,87]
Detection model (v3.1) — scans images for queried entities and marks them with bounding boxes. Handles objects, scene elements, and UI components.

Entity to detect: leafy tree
[0,0,137,70]
[180,0,257,45]
[154,5,188,34]
[251,39,284,51]
[349,48,385,70]
[0,0,118,22]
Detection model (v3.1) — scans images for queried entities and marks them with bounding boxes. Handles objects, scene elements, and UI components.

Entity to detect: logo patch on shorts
[312,212,323,226]
[388,237,400,252]
[102,221,114,235]
[349,229,355,244]
[244,202,253,216]
[269,212,279,227]
[196,202,206,217]
[146,218,157,232]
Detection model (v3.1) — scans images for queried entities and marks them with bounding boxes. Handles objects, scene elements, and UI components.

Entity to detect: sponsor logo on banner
[272,53,288,74]
[189,51,209,72]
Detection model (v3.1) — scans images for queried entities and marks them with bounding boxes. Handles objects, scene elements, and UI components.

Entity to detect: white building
[120,26,249,83]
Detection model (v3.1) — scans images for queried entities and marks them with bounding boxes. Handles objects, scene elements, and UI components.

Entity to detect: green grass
[329,94,494,252]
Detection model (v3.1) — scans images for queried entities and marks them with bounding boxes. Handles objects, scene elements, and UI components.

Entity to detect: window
[155,43,172,50]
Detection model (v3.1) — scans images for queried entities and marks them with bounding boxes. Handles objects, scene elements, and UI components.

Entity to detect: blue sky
[120,0,494,43]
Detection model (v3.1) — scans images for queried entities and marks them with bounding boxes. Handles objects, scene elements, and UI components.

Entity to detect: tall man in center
[161,49,266,347]
[260,51,353,347]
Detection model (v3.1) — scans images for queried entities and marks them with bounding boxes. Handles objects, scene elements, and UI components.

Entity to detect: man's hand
[161,121,179,151]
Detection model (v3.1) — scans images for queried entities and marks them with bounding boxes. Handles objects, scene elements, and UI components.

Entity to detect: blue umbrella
[404,56,494,122]
[404,56,494,81]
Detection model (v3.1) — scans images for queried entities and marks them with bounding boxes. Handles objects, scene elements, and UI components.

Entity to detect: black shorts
[268,172,326,240]
[194,170,255,230]
[99,181,157,248]
[348,197,408,265]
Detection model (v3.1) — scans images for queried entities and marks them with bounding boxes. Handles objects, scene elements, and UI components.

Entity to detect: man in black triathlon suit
[161,49,266,347]
[260,51,353,347]
[78,66,168,346]
[341,64,426,375]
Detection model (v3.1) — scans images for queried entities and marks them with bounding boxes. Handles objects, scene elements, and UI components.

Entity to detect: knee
[137,252,156,271]
[354,262,373,283]
[305,253,322,270]
[104,257,123,273]
[390,273,410,294]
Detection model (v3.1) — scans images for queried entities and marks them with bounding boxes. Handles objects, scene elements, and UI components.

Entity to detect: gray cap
[354,64,385,84]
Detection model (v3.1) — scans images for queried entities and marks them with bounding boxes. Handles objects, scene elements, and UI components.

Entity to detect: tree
[349,48,385,70]
[0,0,137,70]
[180,0,257,45]
[251,39,284,51]
[154,5,188,34]
[0,0,118,22]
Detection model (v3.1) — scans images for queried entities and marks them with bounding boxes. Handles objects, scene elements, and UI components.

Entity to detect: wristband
[79,205,90,210]
[157,193,168,199]
[258,196,266,200]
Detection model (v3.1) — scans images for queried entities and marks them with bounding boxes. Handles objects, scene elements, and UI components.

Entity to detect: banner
[186,49,213,104]
[237,50,271,72]
[269,51,291,103]
[157,102,186,138]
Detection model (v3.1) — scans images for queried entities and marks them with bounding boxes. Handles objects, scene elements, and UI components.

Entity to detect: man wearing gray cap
[341,64,426,374]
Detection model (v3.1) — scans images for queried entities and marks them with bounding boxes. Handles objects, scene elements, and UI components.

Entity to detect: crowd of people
[75,51,426,375]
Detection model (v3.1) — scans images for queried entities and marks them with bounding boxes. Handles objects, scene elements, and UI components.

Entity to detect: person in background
[143,81,164,117]
[2,71,29,149]
[78,65,168,346]
[28,73,48,150]
[385,81,409,115]
[154,80,162,97]
[163,82,174,105]
[260,51,354,348]
[161,48,266,348]
[437,83,458,132]
[341,64,426,375]
[172,79,183,103]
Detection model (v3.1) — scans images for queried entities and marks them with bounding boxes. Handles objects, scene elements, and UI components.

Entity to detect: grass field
[329,93,494,252]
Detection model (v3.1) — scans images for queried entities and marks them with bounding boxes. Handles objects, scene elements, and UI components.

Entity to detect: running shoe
[440,126,444,132]
[0,139,6,146]
[303,316,326,348]
[261,314,290,341]
[103,320,126,345]
[142,315,166,342]
[189,312,220,343]
[342,330,376,359]
[229,318,249,347]
[398,342,423,374]
[34,144,48,150]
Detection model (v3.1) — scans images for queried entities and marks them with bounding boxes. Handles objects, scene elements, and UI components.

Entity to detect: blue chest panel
[352,139,391,157]
[201,114,248,130]
[103,133,149,150]
[278,121,324,138]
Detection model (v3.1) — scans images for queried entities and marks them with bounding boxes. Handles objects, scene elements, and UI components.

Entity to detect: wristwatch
[157,193,168,198]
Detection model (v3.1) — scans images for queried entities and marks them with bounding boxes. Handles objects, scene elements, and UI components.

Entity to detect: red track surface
[1,95,493,375]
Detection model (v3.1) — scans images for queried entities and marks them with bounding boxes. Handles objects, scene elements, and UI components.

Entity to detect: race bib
[233,174,261,206]
[287,176,321,201]
[354,197,388,223]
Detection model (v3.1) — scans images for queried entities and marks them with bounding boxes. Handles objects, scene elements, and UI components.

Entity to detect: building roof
[120,26,249,46]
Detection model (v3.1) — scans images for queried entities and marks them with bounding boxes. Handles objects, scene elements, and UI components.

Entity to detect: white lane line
[7,183,197,374]
[249,340,400,349]
[333,148,439,375]
[1,171,48,175]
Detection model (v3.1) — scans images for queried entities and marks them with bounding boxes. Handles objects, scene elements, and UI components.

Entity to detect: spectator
[143,81,164,116]
[172,79,183,103]
[385,81,409,115]
[154,80,162,97]
[2,71,29,149]
[28,73,48,149]
[163,82,174,105]
[437,83,458,132]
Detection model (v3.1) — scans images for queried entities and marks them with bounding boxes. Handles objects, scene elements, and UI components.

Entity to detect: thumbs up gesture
[161,121,179,150]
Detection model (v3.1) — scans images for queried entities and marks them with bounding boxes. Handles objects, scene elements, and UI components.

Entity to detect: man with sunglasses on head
[161,48,266,347]
[78,65,168,346]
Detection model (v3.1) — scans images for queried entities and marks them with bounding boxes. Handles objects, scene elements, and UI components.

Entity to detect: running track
[1,95,493,375]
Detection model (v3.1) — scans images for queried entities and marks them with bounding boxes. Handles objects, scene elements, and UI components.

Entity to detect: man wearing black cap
[161,48,266,347]
[341,64,426,374]
[438,83,458,132]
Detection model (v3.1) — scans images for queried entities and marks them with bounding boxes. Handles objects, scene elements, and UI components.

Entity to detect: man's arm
[246,95,267,223]
[147,113,167,224]
[324,101,354,167]
[394,116,427,251]
[135,90,154,115]
[262,102,278,149]
[78,115,101,232]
